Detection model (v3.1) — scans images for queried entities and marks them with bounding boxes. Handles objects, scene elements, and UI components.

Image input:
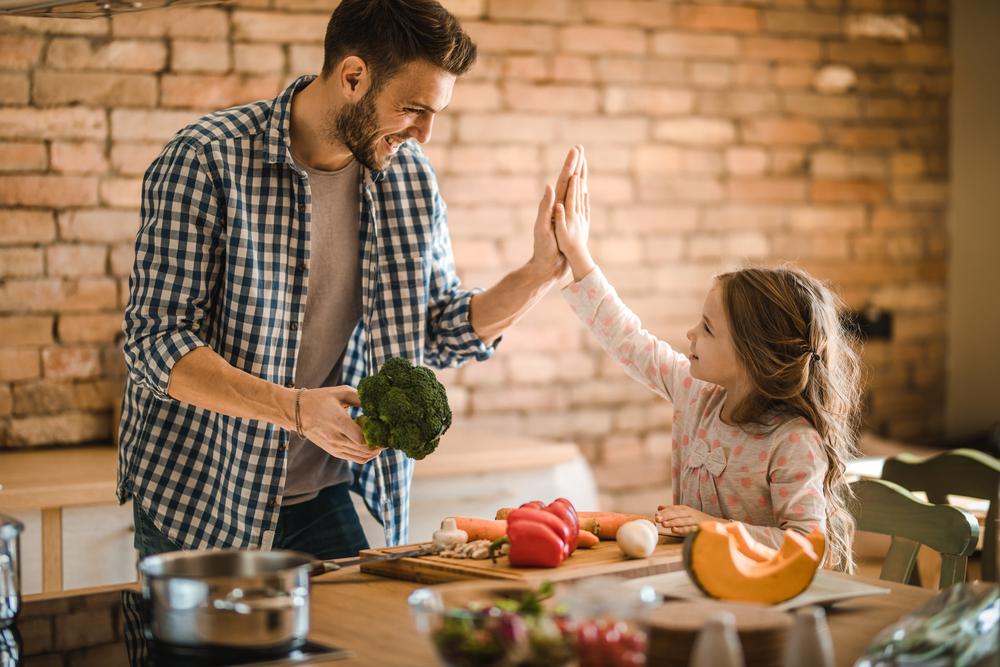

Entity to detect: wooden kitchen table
[305,543,937,667]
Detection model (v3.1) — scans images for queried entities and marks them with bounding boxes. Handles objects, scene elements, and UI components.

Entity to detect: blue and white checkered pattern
[119,75,495,550]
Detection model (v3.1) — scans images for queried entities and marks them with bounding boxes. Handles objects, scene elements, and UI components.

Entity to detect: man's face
[326,59,455,171]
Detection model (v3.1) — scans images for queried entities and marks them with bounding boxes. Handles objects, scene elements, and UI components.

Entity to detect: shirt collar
[264,74,387,185]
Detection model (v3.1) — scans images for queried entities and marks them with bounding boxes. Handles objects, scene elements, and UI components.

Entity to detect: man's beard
[326,90,387,172]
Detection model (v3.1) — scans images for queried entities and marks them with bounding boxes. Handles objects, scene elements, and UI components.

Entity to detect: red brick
[42,346,101,380]
[6,412,110,447]
[233,43,285,74]
[487,0,572,22]
[0,385,10,417]
[0,15,108,36]
[703,205,785,231]
[45,37,167,72]
[653,118,735,146]
[110,242,135,276]
[0,278,118,313]
[58,209,139,243]
[789,206,866,232]
[110,142,163,176]
[288,45,324,76]
[0,108,107,141]
[735,63,771,87]
[464,21,557,53]
[0,248,44,278]
[633,146,682,173]
[0,175,98,207]
[690,62,733,88]
[810,150,885,178]
[458,113,556,143]
[0,35,44,68]
[471,385,558,412]
[845,13,920,41]
[825,41,902,66]
[110,109,201,142]
[439,0,484,19]
[233,11,328,42]
[604,86,694,115]
[763,10,843,36]
[98,178,142,208]
[161,74,281,109]
[893,181,948,206]
[559,26,647,55]
[0,142,47,173]
[13,380,74,415]
[46,245,107,277]
[501,55,549,81]
[742,118,822,145]
[73,379,120,411]
[439,175,537,205]
[743,36,821,61]
[447,145,541,175]
[725,147,768,175]
[652,31,739,58]
[729,177,807,203]
[580,0,672,26]
[830,126,899,149]
[0,348,40,381]
[33,71,158,107]
[558,117,648,144]
[50,142,108,175]
[871,207,930,231]
[810,179,888,203]
[891,152,925,177]
[503,83,599,113]
[0,316,53,345]
[637,175,724,203]
[774,64,815,89]
[771,233,850,260]
[443,82,498,112]
[783,92,860,118]
[0,73,29,104]
[57,313,123,343]
[172,40,231,73]
[697,91,779,117]
[674,5,760,32]
[113,7,229,39]
[0,210,56,244]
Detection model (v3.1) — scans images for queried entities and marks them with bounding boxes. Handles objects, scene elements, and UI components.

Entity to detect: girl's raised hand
[655,504,718,536]
[553,148,595,282]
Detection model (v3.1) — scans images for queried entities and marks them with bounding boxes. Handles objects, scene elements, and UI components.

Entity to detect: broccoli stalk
[354,357,452,460]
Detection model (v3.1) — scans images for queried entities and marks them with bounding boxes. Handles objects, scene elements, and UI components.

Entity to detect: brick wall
[0,0,950,512]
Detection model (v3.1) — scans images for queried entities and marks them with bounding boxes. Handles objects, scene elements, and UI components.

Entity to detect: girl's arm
[554,153,694,403]
[742,425,829,549]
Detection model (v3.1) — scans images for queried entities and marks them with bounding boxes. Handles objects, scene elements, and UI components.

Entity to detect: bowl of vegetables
[408,579,656,667]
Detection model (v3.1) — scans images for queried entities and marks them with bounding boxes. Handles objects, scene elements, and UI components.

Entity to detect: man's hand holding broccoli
[355,357,452,461]
[295,385,383,465]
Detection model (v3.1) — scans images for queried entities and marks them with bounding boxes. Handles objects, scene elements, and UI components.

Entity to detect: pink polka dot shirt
[563,267,827,548]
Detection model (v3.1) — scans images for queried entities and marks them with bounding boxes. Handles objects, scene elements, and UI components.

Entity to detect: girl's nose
[686,327,696,342]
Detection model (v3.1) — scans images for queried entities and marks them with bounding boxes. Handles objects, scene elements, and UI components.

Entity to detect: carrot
[576,529,599,548]
[452,517,507,542]
[577,512,650,540]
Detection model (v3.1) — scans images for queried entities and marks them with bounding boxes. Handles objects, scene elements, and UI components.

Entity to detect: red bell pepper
[490,498,582,568]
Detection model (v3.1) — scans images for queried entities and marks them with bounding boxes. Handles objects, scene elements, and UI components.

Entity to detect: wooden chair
[881,448,1000,581]
[849,478,980,588]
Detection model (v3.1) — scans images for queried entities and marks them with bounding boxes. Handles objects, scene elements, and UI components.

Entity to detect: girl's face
[686,284,748,390]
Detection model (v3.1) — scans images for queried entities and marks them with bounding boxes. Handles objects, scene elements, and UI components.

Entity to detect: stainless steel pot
[0,514,24,629]
[137,550,312,651]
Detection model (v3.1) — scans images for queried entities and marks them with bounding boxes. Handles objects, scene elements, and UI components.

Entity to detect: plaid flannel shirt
[118,75,495,550]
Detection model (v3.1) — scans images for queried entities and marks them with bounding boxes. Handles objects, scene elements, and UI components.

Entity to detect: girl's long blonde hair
[716,266,864,572]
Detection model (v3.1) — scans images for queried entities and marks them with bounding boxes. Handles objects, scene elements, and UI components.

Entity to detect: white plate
[623,569,891,611]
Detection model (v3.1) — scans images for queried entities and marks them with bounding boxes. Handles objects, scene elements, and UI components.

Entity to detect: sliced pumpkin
[683,521,823,605]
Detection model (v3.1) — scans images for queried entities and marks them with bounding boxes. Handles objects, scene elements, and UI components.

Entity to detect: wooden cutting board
[359,539,687,584]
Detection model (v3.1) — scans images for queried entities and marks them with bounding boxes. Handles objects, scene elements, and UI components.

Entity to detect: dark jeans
[133,482,370,560]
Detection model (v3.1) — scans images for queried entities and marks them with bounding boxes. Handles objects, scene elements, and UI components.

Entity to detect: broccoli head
[355,356,452,460]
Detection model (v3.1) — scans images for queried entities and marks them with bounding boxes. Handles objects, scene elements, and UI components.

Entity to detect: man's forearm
[167,346,296,431]
[469,261,560,344]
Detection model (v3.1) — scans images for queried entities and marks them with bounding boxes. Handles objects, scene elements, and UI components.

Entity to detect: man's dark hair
[321,0,477,87]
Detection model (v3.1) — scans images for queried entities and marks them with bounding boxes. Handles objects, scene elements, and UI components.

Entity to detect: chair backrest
[881,448,1000,581]
[849,478,980,588]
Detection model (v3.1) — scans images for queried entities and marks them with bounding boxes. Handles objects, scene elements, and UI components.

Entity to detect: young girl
[553,162,863,572]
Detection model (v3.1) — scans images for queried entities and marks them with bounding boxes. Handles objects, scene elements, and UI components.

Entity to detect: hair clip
[810,351,821,363]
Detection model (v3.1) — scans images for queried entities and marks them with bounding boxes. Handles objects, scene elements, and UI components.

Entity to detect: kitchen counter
[17,541,937,667]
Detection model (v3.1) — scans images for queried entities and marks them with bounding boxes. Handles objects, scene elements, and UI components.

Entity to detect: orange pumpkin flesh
[683,521,824,605]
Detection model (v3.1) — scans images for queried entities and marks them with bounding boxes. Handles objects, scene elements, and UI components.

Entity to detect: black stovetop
[1,588,350,666]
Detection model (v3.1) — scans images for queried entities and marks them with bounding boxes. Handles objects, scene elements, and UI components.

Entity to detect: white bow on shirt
[689,439,727,477]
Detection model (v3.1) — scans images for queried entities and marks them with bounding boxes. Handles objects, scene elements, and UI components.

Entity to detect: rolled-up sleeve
[122,139,221,399]
[422,191,496,369]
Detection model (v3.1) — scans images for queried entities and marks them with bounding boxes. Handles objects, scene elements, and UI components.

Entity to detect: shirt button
[290,322,298,331]
[297,262,307,272]
[297,203,305,213]
[266,497,277,509]
[278,442,287,452]
[285,382,294,388]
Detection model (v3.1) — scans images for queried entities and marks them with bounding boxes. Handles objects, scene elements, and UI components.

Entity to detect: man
[119,0,585,559]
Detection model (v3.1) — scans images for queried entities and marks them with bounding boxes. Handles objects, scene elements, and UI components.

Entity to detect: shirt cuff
[129,329,208,399]
[440,288,500,362]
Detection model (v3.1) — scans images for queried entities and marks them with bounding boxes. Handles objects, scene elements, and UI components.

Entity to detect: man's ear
[338,55,371,101]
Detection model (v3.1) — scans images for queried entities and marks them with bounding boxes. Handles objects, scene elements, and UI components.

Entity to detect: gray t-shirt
[282,153,363,506]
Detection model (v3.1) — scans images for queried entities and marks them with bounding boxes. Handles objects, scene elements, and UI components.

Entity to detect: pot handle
[211,588,305,615]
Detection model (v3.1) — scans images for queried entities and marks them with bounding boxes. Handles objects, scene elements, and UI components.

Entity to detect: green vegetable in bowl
[355,356,452,460]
